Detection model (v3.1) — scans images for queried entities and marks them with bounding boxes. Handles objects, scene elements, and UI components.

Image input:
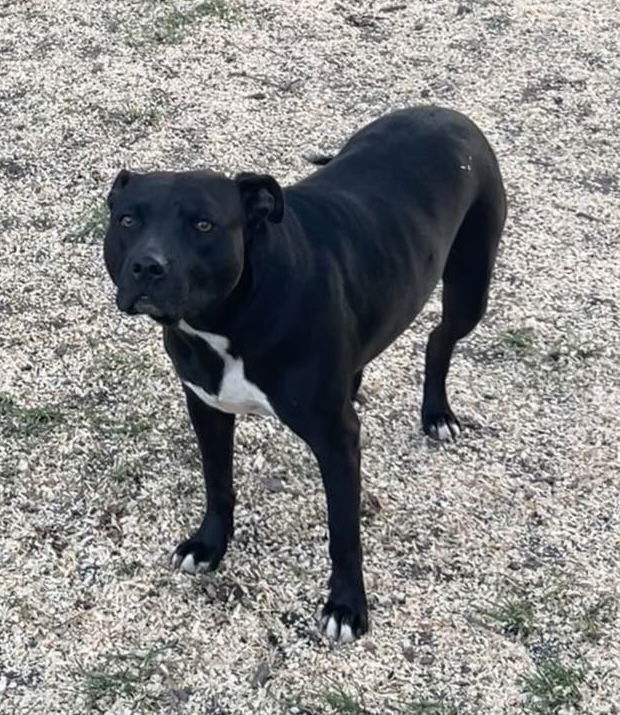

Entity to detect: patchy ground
[0,0,618,713]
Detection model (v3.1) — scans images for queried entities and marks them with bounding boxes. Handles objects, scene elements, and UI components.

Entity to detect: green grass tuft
[477,595,535,640]
[88,412,153,439]
[110,102,162,127]
[116,560,142,578]
[153,7,188,44]
[154,0,234,44]
[522,659,585,714]
[193,0,231,19]
[322,689,367,714]
[110,463,136,484]
[112,417,153,438]
[0,394,65,436]
[580,594,617,643]
[546,333,604,364]
[78,642,176,711]
[71,201,108,244]
[0,394,15,412]
[499,326,537,353]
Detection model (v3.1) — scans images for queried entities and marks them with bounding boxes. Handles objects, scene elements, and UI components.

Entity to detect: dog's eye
[195,220,213,233]
[120,215,135,228]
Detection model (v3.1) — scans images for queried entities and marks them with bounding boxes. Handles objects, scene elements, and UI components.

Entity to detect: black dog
[104,107,506,643]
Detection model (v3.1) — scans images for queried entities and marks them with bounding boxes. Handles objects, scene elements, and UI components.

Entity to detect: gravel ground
[1,1,618,713]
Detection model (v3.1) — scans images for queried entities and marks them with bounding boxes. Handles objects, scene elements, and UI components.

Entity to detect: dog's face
[104,169,283,323]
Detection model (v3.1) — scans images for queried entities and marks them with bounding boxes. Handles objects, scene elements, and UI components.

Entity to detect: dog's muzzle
[116,252,171,316]
[132,295,165,317]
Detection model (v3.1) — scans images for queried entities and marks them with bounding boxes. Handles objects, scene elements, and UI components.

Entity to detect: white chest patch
[177,320,275,418]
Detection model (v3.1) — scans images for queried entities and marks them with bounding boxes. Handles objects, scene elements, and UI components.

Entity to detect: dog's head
[103,169,283,323]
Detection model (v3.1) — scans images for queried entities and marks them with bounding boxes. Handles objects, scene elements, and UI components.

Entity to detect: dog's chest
[166,320,275,418]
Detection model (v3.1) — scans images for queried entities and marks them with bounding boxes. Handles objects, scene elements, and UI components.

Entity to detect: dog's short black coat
[104,106,506,643]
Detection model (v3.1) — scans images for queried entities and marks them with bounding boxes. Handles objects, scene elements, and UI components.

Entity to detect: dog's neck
[176,220,282,336]
[175,211,310,356]
[181,256,255,336]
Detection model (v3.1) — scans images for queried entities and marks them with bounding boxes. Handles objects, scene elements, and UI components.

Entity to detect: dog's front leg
[290,403,368,643]
[171,388,235,574]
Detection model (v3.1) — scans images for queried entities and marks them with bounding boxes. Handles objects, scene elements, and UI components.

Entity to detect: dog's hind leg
[422,195,505,440]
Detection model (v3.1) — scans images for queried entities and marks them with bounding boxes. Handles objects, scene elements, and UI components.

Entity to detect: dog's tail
[304,152,334,166]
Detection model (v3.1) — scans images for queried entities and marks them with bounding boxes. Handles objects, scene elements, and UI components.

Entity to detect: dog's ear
[107,169,133,208]
[235,172,284,225]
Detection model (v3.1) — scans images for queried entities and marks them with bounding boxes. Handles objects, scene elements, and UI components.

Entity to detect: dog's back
[285,106,506,365]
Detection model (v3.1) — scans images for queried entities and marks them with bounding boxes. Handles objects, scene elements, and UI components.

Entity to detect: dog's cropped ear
[235,172,284,225]
[107,169,133,208]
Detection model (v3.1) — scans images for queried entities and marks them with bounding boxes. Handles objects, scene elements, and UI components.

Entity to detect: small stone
[170,688,191,703]
[204,583,218,600]
[251,662,271,689]
[377,593,392,607]
[420,653,435,666]
[403,646,415,662]
[261,477,285,493]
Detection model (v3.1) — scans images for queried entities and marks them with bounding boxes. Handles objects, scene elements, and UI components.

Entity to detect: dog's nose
[131,255,167,280]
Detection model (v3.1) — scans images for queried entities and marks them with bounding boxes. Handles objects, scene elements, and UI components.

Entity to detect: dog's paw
[422,410,461,441]
[319,600,368,645]
[171,535,227,575]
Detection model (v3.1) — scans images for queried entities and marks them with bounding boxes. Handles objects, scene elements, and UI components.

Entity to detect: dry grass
[1,0,618,713]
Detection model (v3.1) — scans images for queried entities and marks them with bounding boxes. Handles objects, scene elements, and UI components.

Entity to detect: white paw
[321,615,356,645]
[171,550,210,574]
[433,418,461,441]
[436,421,451,441]
[339,623,355,644]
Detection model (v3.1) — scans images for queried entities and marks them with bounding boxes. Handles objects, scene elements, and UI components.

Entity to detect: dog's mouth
[132,295,165,317]
[116,282,183,325]
[119,293,179,325]
[117,289,166,317]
